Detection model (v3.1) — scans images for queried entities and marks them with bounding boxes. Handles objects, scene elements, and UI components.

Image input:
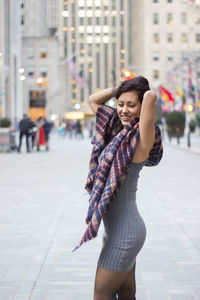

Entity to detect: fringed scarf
[73,105,163,251]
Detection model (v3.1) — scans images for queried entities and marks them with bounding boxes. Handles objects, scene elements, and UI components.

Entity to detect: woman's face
[116,91,141,126]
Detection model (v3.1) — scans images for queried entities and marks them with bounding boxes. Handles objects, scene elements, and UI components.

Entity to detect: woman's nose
[122,105,128,113]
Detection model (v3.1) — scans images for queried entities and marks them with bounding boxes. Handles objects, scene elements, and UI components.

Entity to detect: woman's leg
[94,265,130,300]
[117,262,136,300]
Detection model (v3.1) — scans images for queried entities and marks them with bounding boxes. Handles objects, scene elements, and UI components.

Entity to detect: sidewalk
[0,136,200,300]
[162,131,200,155]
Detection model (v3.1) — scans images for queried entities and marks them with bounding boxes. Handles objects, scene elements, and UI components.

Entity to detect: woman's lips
[121,116,131,122]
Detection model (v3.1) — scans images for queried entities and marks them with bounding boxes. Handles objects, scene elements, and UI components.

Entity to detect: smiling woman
[116,91,141,125]
[79,76,163,300]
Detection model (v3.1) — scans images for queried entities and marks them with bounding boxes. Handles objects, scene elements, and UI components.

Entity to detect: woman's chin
[121,120,130,126]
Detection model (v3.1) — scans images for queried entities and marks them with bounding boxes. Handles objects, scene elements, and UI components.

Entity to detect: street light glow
[124,71,131,77]
[50,114,57,121]
[19,75,26,81]
[74,103,80,110]
[19,68,24,73]
[62,11,69,17]
[36,77,44,85]
[187,104,193,112]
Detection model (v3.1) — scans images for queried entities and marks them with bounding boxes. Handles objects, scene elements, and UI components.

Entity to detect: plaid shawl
[73,105,163,251]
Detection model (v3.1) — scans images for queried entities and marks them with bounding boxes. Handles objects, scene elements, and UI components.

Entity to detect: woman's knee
[118,287,135,300]
[94,286,113,300]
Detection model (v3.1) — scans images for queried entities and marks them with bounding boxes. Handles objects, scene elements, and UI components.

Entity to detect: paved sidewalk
[162,130,200,155]
[0,136,200,300]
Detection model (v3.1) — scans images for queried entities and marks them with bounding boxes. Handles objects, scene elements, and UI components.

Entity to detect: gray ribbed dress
[97,161,147,272]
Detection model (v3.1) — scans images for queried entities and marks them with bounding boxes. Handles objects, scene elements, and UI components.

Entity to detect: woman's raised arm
[89,87,116,114]
[138,90,157,155]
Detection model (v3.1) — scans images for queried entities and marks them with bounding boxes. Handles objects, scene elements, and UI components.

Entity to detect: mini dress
[97,160,147,272]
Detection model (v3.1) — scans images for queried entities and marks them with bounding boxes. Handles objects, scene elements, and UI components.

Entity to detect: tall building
[132,0,200,95]
[0,0,23,124]
[21,0,61,120]
[58,0,134,112]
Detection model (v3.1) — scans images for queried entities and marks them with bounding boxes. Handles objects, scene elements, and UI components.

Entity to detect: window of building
[88,17,92,25]
[153,52,159,61]
[181,13,187,24]
[153,33,159,43]
[40,66,47,77]
[95,26,101,33]
[181,33,187,43]
[167,0,173,2]
[167,33,173,42]
[153,13,159,24]
[96,17,100,25]
[87,0,93,7]
[181,51,188,60]
[40,47,47,58]
[196,33,200,43]
[95,0,101,7]
[27,47,35,59]
[27,67,34,77]
[167,51,173,61]
[167,13,173,24]
[153,70,159,79]
[80,17,84,25]
[153,0,158,2]
[21,15,24,25]
[104,16,108,25]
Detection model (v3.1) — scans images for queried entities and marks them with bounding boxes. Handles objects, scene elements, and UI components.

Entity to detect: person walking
[73,76,163,300]
[75,119,84,139]
[35,117,46,151]
[18,114,35,153]
[44,118,53,150]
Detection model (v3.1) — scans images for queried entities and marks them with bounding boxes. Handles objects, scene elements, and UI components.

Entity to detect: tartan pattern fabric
[73,105,163,251]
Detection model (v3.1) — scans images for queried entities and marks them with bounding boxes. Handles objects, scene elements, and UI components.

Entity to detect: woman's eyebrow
[118,99,136,103]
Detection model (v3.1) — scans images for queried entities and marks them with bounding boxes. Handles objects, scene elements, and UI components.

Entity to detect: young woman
[74,76,163,300]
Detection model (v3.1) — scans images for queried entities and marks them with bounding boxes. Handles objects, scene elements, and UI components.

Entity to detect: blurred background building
[132,0,200,95]
[21,0,60,121]
[0,0,23,124]
[58,0,134,115]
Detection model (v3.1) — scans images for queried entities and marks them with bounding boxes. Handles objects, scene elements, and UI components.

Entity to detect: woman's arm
[133,90,157,161]
[89,87,116,114]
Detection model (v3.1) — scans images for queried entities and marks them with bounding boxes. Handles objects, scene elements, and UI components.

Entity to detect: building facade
[21,0,61,120]
[0,0,23,125]
[132,0,200,96]
[58,0,134,113]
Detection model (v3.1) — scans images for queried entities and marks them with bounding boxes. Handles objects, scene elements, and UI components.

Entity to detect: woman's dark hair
[114,76,150,103]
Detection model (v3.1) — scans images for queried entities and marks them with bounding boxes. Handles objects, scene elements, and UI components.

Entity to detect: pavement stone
[0,136,200,299]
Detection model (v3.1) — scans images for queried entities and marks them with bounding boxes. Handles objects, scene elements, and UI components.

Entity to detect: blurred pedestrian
[44,118,53,150]
[17,114,35,153]
[73,76,163,300]
[36,117,46,151]
[66,120,75,139]
[89,118,95,138]
[195,113,200,135]
[75,119,83,139]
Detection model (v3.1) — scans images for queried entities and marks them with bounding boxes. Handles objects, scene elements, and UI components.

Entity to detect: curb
[164,141,200,155]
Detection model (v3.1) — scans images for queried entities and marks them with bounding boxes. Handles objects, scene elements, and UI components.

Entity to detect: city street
[0,136,200,300]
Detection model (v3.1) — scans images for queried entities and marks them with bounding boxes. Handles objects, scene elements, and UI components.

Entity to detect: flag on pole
[67,55,77,77]
[188,64,195,102]
[159,85,175,104]
[175,86,184,97]
[76,70,85,89]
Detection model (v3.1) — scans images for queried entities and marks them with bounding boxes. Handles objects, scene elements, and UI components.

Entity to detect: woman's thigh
[94,265,130,300]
